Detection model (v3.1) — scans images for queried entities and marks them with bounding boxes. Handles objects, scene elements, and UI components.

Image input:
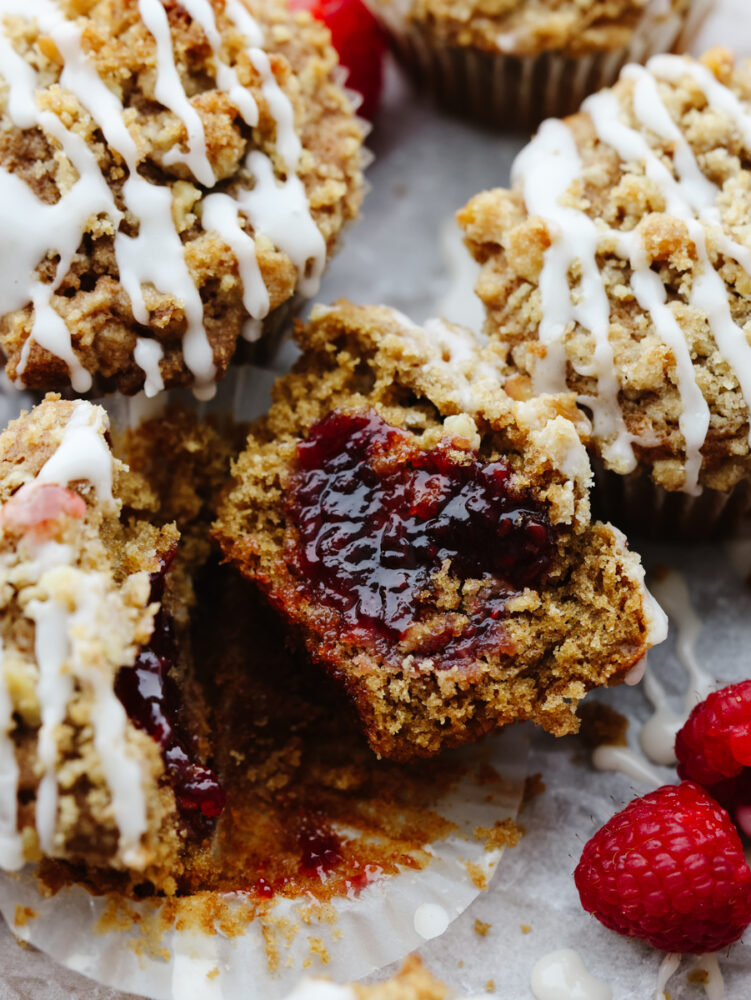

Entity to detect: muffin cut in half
[214,301,666,761]
[459,48,751,537]
[0,0,364,399]
[0,396,226,892]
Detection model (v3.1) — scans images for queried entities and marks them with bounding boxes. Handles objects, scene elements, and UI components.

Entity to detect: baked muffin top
[376,0,689,57]
[0,0,364,398]
[460,49,751,494]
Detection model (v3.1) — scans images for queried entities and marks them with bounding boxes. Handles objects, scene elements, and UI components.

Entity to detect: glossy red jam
[115,561,225,837]
[285,409,554,662]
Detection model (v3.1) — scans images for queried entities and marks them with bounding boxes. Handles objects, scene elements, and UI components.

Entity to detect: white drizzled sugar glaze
[0,401,151,867]
[0,0,325,396]
[512,54,751,493]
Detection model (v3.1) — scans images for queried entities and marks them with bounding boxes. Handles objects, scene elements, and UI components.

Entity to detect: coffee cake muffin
[0,396,229,891]
[0,0,364,399]
[364,0,701,129]
[459,49,751,538]
[214,301,666,761]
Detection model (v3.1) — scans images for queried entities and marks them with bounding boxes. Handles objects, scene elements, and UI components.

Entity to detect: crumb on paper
[308,937,331,966]
[457,960,464,968]
[12,935,32,950]
[207,967,220,981]
[521,924,531,934]
[474,919,491,937]
[466,861,489,890]
[13,905,37,928]
[485,980,495,993]
[688,970,709,985]
[474,818,524,852]
[521,773,546,808]
[577,700,629,748]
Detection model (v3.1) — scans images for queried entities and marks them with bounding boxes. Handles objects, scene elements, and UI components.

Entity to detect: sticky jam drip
[115,558,225,837]
[285,409,554,663]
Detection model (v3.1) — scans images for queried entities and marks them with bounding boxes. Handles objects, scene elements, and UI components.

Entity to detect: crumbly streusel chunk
[214,301,663,760]
[459,49,751,496]
[0,0,364,396]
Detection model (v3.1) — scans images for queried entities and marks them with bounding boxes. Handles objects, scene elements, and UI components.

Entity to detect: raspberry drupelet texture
[575,782,751,954]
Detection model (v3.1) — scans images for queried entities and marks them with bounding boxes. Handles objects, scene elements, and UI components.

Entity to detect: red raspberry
[574,782,751,954]
[675,681,751,830]
[289,0,386,120]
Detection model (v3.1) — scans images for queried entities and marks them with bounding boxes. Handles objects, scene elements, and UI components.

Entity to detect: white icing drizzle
[592,744,662,788]
[692,954,726,1000]
[0,0,323,395]
[0,637,23,869]
[134,337,165,398]
[530,949,612,1000]
[0,401,150,865]
[638,569,713,766]
[654,953,681,1000]
[513,54,751,491]
[624,654,647,685]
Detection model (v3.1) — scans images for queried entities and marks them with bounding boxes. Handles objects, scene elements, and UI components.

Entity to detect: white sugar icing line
[530,949,612,1000]
[639,569,713,766]
[655,953,681,1000]
[592,744,662,788]
[692,954,725,1000]
[513,54,751,492]
[36,401,114,504]
[0,637,23,869]
[0,0,324,396]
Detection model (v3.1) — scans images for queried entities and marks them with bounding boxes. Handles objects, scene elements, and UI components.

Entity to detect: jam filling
[285,409,554,663]
[115,558,225,837]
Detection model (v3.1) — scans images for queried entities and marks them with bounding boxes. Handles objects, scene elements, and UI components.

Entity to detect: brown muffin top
[374,0,688,56]
[214,301,664,760]
[0,0,364,398]
[460,49,751,495]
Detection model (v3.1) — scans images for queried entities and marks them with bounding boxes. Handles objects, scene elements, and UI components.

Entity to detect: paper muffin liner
[371,0,704,130]
[0,727,528,1000]
[590,454,751,541]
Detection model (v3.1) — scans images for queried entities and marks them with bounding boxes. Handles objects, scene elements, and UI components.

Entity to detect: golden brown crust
[214,302,655,760]
[0,0,364,394]
[459,50,751,494]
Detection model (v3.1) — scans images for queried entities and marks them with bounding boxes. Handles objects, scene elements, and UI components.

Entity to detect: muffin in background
[0,0,365,400]
[459,48,751,538]
[365,0,709,130]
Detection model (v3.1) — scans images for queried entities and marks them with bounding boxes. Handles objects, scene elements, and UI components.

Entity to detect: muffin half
[214,301,666,761]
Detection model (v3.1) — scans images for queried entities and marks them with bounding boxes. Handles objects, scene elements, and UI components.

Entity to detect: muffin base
[591,456,751,541]
[379,2,699,130]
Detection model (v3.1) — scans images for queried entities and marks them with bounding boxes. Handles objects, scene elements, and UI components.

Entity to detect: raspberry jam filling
[285,409,554,662]
[115,561,225,836]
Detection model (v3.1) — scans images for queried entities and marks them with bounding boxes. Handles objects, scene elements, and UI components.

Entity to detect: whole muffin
[364,0,704,129]
[459,49,751,538]
[0,0,364,398]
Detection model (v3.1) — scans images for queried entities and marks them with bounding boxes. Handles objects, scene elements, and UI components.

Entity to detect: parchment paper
[2,3,751,995]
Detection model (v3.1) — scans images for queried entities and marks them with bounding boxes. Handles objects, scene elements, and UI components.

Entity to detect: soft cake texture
[0,0,364,396]
[459,49,751,497]
[214,302,662,761]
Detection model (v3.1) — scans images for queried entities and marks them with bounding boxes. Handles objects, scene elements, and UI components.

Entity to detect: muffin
[364,0,704,129]
[0,0,364,399]
[459,49,751,538]
[213,301,666,761]
[0,396,226,892]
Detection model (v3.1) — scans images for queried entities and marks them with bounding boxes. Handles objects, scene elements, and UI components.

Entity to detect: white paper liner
[0,726,528,1000]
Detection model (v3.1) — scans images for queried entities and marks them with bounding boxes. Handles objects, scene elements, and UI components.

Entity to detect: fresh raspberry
[675,681,751,829]
[574,782,751,954]
[290,0,386,119]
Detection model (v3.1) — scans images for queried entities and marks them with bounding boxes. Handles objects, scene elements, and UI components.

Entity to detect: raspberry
[290,0,386,119]
[675,681,751,826]
[574,782,751,954]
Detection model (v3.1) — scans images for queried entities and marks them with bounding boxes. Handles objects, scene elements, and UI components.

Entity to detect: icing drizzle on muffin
[512,54,751,495]
[0,0,327,398]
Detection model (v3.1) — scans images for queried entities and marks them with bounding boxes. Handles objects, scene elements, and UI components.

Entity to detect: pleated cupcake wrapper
[590,454,751,541]
[0,726,528,1000]
[373,1,697,131]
